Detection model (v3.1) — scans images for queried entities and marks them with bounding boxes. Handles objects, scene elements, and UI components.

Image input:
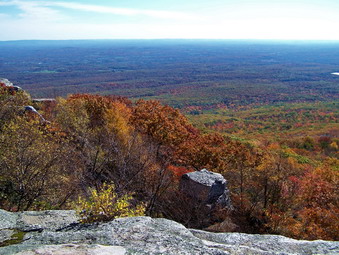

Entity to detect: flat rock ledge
[0,209,338,255]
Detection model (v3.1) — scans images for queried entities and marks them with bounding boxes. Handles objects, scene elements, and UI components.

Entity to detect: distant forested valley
[1,40,338,106]
[0,40,338,240]
[1,40,337,140]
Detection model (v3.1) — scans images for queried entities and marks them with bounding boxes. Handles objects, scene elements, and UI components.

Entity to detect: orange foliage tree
[283,160,339,240]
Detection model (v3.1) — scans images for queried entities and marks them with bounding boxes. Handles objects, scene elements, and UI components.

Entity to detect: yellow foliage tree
[0,116,71,211]
[105,101,132,145]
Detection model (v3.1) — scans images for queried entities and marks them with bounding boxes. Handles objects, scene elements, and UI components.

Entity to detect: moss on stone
[0,229,25,247]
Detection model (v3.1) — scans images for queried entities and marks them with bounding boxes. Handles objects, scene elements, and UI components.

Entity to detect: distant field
[0,40,338,110]
[187,101,338,141]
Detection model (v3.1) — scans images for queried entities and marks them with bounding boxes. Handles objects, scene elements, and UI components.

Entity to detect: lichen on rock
[0,209,338,255]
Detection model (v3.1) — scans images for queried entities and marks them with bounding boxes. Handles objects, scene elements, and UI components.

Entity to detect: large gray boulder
[0,209,338,255]
[180,169,232,208]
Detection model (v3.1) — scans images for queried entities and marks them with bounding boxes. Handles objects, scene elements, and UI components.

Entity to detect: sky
[0,0,339,41]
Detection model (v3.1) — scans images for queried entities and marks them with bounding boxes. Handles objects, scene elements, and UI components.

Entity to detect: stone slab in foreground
[0,209,338,255]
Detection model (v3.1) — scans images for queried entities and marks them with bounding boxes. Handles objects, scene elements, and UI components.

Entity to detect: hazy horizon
[1,39,339,44]
[0,0,338,41]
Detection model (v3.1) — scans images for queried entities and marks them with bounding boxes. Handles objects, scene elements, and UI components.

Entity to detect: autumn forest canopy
[0,40,338,241]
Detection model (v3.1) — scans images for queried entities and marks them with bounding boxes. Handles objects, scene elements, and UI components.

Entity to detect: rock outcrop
[0,78,14,87]
[180,169,232,208]
[0,78,22,92]
[0,209,338,255]
[24,106,47,122]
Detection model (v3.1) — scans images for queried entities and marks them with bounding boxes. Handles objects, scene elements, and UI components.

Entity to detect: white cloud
[0,0,197,21]
[0,1,11,6]
[0,0,197,40]
[17,2,65,21]
[0,13,10,18]
[46,1,198,21]
[0,0,66,21]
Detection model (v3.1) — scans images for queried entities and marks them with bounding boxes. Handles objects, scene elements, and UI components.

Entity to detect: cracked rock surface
[0,209,338,255]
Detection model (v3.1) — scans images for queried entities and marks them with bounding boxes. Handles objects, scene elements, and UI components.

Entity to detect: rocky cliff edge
[0,209,338,255]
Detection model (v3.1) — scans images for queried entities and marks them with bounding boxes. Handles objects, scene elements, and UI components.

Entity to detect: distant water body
[331,72,339,75]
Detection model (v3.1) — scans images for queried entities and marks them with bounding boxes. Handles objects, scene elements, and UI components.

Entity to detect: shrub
[75,182,145,223]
